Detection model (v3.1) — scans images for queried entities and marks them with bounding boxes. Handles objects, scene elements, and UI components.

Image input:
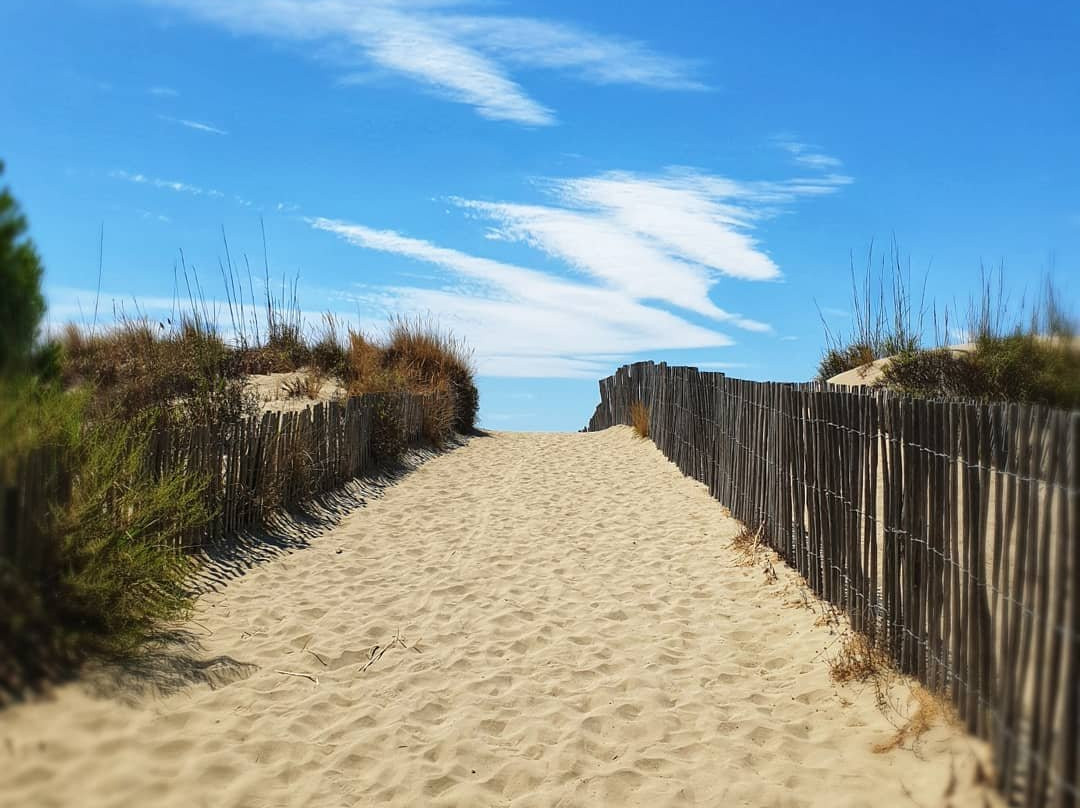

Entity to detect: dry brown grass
[58,317,255,428]
[384,316,478,433]
[281,368,326,400]
[343,317,478,437]
[419,383,457,447]
[829,631,892,685]
[729,521,763,566]
[629,400,649,439]
[54,271,477,451]
[872,685,945,754]
[826,630,969,763]
[345,331,385,387]
[57,310,478,441]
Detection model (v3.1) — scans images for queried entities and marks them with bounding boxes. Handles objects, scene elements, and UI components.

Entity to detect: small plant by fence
[1,392,427,580]
[587,361,1078,807]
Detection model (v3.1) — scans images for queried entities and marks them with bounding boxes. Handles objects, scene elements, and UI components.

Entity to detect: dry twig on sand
[275,669,319,685]
[361,629,424,672]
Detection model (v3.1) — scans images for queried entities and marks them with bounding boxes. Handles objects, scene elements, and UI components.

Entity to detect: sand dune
[1,428,1000,807]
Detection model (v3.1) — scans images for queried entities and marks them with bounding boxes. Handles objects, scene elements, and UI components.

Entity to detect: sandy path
[1,428,999,807]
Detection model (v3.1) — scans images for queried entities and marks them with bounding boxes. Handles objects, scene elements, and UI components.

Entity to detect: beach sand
[0,428,1000,807]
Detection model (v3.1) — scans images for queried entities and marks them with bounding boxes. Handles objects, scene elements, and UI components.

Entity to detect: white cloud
[150,86,179,96]
[145,0,704,125]
[158,114,228,135]
[137,209,173,223]
[111,169,225,198]
[773,136,843,170]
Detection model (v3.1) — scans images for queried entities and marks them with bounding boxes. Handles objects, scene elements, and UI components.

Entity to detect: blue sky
[2,0,1078,430]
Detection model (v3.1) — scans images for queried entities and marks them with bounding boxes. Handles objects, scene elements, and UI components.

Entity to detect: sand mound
[0,428,999,807]
[246,371,347,413]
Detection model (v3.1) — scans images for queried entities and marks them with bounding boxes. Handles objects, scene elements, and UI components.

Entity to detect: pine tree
[0,160,46,376]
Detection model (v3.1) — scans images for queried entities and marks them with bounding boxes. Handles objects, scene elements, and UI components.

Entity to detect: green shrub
[878,336,1080,409]
[1,384,209,665]
[877,348,979,400]
[972,334,1080,408]
[817,343,876,381]
[309,314,349,379]
[52,410,208,655]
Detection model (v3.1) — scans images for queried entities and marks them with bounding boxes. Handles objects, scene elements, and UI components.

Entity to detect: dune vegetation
[817,242,1078,410]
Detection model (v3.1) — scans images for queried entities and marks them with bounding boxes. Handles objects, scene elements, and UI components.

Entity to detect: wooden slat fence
[1,391,428,574]
[587,361,1078,808]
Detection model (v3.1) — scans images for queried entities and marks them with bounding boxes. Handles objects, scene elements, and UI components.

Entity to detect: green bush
[817,343,876,381]
[972,334,1080,408]
[52,410,208,655]
[878,336,1080,409]
[876,348,978,400]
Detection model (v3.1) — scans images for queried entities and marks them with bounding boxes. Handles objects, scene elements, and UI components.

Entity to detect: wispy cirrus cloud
[773,136,843,170]
[305,164,849,377]
[149,86,179,97]
[145,0,705,125]
[158,114,228,135]
[110,169,286,213]
[453,168,851,330]
[137,209,172,223]
[110,169,225,198]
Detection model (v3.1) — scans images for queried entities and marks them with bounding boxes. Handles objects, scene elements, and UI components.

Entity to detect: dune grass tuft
[51,410,209,656]
[630,400,650,439]
[729,522,763,566]
[816,240,925,381]
[829,631,892,685]
[343,316,478,437]
[281,368,326,400]
[871,685,946,754]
